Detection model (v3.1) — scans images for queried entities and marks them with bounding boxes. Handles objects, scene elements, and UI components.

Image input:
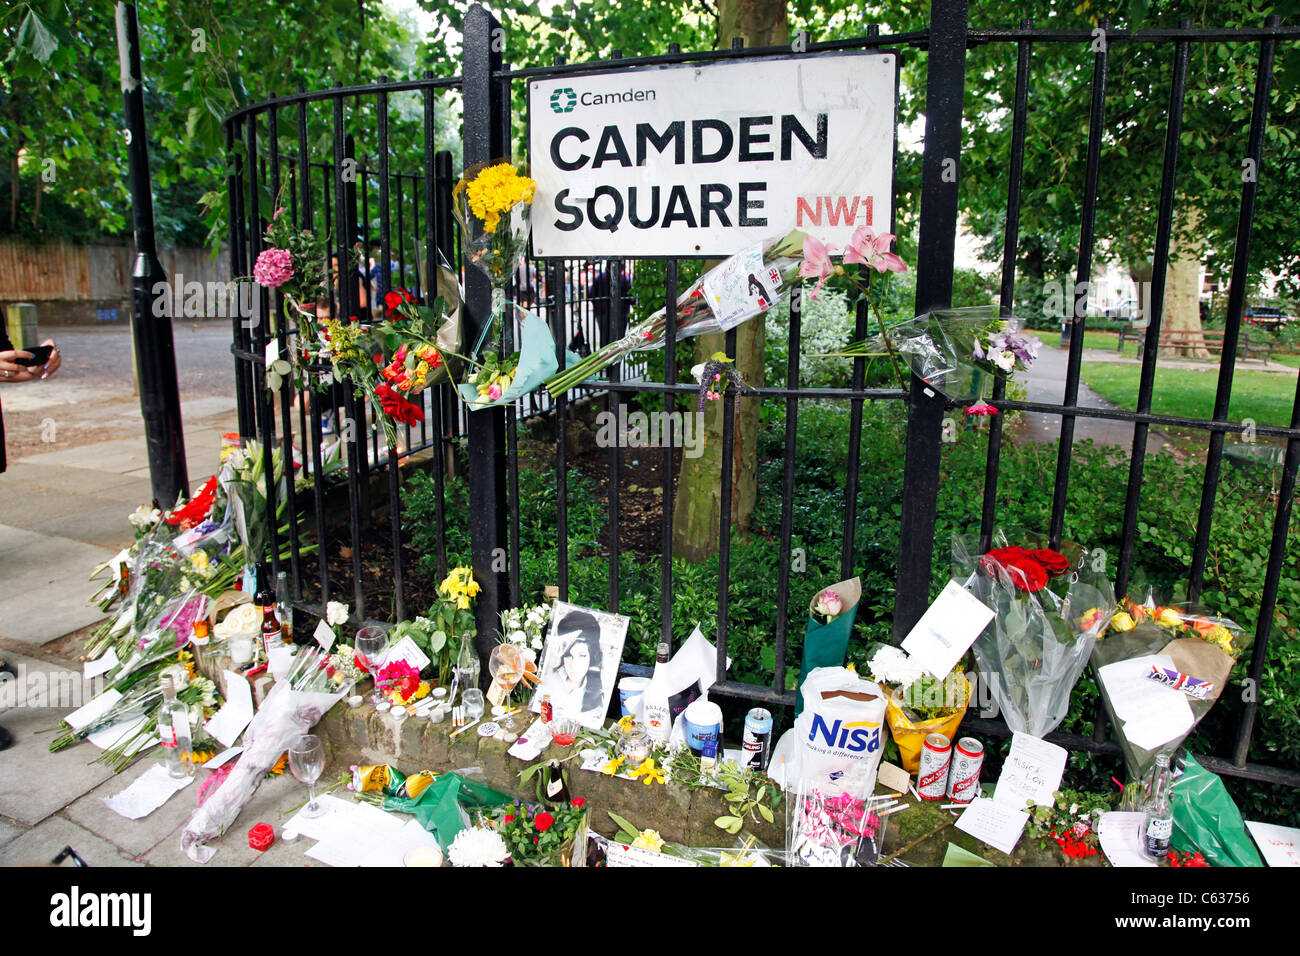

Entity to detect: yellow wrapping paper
[884,677,971,773]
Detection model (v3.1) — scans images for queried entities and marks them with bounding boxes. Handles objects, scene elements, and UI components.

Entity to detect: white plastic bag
[771,666,887,795]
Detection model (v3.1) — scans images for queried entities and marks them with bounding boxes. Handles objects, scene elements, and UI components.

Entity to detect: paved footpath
[1015,341,1171,454]
[0,323,245,865]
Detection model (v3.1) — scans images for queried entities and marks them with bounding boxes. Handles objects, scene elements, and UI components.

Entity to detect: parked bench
[1116,327,1273,363]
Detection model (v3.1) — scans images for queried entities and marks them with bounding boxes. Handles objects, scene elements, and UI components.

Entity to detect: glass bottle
[540,759,573,807]
[275,571,297,646]
[1140,753,1174,859]
[455,633,480,692]
[157,677,193,778]
[259,585,283,659]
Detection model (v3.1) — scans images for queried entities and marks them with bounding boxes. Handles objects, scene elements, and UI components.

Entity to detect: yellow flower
[1155,607,1183,628]
[631,829,665,853]
[615,715,636,734]
[601,754,627,776]
[629,758,665,786]
[464,164,537,232]
[1111,611,1135,632]
[190,551,209,572]
[413,682,430,701]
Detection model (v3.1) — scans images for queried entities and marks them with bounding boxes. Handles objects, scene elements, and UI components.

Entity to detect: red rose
[384,290,404,310]
[375,384,425,428]
[504,814,514,823]
[572,797,586,809]
[1006,558,1048,592]
[534,811,554,832]
[1031,549,1070,576]
[985,546,1031,563]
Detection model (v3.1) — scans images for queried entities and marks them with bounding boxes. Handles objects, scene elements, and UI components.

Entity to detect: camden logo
[549,88,578,113]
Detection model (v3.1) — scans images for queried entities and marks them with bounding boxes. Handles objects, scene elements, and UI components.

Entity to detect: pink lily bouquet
[799,225,908,299]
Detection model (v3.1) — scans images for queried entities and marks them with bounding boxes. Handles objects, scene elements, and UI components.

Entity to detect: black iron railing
[223,2,1300,786]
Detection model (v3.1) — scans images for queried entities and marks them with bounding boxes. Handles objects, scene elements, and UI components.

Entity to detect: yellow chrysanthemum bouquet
[452,160,570,412]
[452,161,536,346]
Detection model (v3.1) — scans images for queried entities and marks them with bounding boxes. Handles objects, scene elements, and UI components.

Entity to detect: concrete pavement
[1015,342,1172,453]
[0,323,245,864]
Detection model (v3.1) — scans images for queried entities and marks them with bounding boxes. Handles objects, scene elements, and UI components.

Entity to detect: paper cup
[618,676,651,716]
[683,699,723,754]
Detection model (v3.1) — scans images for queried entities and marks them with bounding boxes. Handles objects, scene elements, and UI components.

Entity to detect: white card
[102,763,194,820]
[358,818,440,867]
[700,244,779,331]
[314,620,337,652]
[65,688,123,732]
[204,670,254,748]
[993,733,1068,809]
[1097,812,1158,868]
[1246,821,1300,867]
[507,718,553,761]
[84,649,120,680]
[87,715,157,755]
[264,338,279,366]
[900,580,995,679]
[267,645,296,680]
[603,840,698,867]
[954,797,1029,855]
[201,746,243,769]
[383,635,431,673]
[1098,655,1194,751]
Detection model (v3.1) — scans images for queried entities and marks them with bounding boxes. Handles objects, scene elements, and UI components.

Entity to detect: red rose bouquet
[493,799,588,867]
[953,530,1117,738]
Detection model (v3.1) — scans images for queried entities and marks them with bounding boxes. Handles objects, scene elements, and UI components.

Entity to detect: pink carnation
[253,247,293,288]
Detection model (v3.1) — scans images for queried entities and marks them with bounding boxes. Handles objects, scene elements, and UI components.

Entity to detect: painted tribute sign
[528,53,897,256]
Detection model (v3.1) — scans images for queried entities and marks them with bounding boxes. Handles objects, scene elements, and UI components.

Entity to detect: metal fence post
[462,4,509,668]
[892,0,968,641]
[115,2,188,508]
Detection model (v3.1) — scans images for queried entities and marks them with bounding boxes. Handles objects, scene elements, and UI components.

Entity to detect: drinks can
[918,733,952,801]
[540,695,553,724]
[946,737,984,803]
[742,707,773,771]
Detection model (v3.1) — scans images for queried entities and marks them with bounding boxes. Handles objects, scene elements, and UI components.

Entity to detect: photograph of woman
[532,603,628,729]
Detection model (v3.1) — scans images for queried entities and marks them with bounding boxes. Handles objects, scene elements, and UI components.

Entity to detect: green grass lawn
[1080,362,1297,427]
[1026,327,1139,355]
[1270,353,1300,369]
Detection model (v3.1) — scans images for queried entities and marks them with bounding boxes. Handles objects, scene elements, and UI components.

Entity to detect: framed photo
[530,601,629,729]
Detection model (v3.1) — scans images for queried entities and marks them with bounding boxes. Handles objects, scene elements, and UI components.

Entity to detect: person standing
[0,326,61,750]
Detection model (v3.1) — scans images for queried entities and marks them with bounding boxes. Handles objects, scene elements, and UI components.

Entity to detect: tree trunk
[1161,242,1209,359]
[1129,212,1209,360]
[671,0,788,561]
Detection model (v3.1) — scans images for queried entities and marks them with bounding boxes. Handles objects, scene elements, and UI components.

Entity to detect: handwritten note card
[900,580,995,679]
[1097,812,1157,868]
[994,733,1067,809]
[1098,654,1194,751]
[955,797,1029,855]
[1246,821,1300,867]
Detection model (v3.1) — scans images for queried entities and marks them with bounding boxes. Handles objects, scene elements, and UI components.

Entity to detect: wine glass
[289,734,327,819]
[488,644,524,731]
[354,626,390,705]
